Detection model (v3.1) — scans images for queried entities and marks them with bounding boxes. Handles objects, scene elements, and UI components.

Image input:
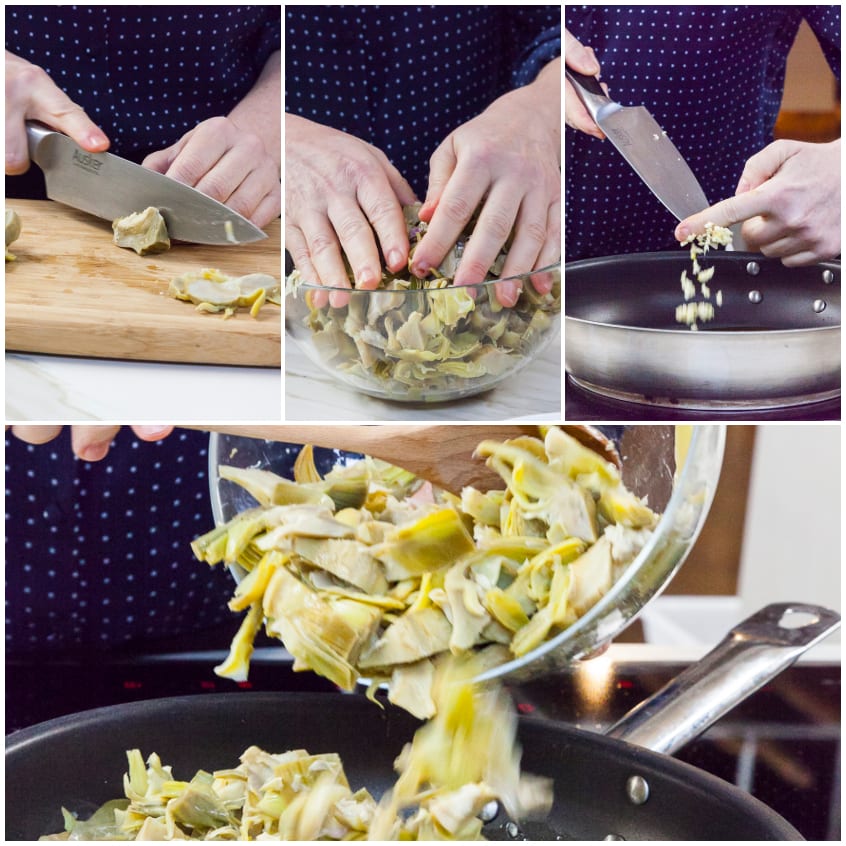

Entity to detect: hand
[143,116,280,228]
[5,50,109,175]
[285,114,417,307]
[6,425,174,461]
[564,29,605,140]
[410,58,561,307]
[675,139,841,266]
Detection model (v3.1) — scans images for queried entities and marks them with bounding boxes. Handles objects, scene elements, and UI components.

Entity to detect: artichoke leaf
[388,659,437,720]
[567,535,614,620]
[165,782,235,833]
[293,537,387,595]
[214,600,263,682]
[5,208,21,262]
[358,606,453,669]
[228,549,287,612]
[374,508,475,576]
[443,563,490,654]
[218,465,329,508]
[263,567,381,690]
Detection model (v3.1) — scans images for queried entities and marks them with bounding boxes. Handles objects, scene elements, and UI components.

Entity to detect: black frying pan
[6,604,838,841]
[5,692,798,841]
[565,252,840,408]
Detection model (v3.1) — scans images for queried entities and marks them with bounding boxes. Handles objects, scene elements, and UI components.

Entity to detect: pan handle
[605,602,840,755]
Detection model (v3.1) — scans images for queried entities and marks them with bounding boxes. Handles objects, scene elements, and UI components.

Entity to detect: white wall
[737,424,841,644]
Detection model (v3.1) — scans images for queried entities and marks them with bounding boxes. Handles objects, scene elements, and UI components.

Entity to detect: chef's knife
[25,121,266,244]
[565,69,710,222]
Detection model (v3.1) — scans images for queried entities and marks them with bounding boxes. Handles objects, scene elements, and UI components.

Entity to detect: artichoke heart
[112,206,171,255]
[218,464,330,508]
[374,508,475,577]
[262,566,381,690]
[293,536,387,595]
[195,430,658,719]
[5,208,21,261]
[358,605,453,669]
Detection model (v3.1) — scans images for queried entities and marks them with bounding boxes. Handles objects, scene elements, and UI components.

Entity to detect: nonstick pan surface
[6,691,801,841]
[565,251,840,408]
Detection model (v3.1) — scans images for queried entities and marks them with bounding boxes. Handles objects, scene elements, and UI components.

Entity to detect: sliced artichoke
[193,430,657,712]
[112,206,170,255]
[5,208,21,261]
[168,268,281,318]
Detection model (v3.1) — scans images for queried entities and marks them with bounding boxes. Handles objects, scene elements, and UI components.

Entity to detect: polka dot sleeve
[285,6,561,197]
[511,11,562,87]
[4,7,280,161]
[5,430,236,655]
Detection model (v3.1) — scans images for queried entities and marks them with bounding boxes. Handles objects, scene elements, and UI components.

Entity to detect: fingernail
[357,269,378,289]
[675,225,689,241]
[330,289,351,308]
[387,249,403,270]
[412,261,429,278]
[500,282,520,307]
[78,443,110,462]
[532,272,554,295]
[736,178,750,195]
[134,426,171,440]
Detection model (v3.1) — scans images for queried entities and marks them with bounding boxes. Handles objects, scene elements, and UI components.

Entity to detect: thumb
[736,139,799,194]
[565,28,600,75]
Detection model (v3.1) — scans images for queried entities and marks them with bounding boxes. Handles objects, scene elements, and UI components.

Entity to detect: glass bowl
[208,425,726,683]
[284,266,561,402]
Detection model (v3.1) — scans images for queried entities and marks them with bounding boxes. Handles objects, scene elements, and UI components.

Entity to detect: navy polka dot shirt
[5,6,280,161]
[565,6,840,261]
[286,6,561,197]
[5,431,357,655]
[5,429,235,655]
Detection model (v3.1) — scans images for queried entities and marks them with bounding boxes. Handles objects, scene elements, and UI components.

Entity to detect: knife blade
[565,69,710,222]
[25,121,266,244]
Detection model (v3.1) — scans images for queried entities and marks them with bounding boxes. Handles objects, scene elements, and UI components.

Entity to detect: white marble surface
[284,331,562,421]
[5,353,281,422]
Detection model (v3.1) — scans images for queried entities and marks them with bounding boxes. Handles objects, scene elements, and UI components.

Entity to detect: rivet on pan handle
[605,603,841,756]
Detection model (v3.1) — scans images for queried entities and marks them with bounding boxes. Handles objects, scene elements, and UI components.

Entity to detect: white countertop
[5,353,281,422]
[7,330,559,423]
[284,331,562,421]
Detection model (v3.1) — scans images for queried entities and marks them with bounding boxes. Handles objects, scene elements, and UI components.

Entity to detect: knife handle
[564,67,611,125]
[25,121,54,166]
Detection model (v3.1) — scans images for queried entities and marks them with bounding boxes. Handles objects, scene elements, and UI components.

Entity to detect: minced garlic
[675,222,732,329]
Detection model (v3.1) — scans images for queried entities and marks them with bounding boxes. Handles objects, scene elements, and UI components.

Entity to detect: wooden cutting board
[5,198,281,366]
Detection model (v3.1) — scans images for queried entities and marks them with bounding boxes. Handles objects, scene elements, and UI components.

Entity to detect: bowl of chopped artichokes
[205,424,725,702]
[285,205,561,402]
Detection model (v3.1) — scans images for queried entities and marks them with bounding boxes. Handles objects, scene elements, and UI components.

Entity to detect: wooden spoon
[190,424,619,495]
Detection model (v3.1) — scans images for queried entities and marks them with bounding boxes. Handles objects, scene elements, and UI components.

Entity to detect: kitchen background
[636,424,841,653]
[776,19,840,143]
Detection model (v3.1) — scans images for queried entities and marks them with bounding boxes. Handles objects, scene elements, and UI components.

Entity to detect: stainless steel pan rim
[567,372,841,411]
[564,251,840,408]
[566,315,837,336]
